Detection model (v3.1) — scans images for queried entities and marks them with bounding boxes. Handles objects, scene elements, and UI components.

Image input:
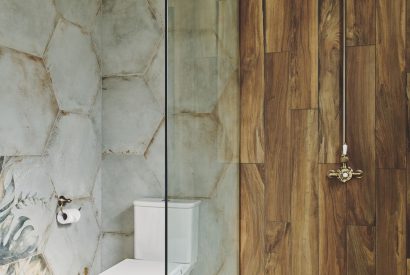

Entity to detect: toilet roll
[57,209,81,224]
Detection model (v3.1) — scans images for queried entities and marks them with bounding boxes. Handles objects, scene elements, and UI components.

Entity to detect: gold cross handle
[327,155,363,183]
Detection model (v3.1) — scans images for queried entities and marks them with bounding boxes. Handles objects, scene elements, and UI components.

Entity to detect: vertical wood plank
[265,52,291,222]
[346,0,376,46]
[376,169,406,275]
[407,152,410,258]
[407,74,410,151]
[289,0,318,109]
[264,0,291,53]
[406,0,410,72]
[290,109,319,275]
[318,0,341,164]
[407,260,410,275]
[319,164,346,275]
[240,164,265,275]
[265,222,291,275]
[375,0,406,168]
[240,0,265,163]
[347,226,375,275]
[346,46,376,225]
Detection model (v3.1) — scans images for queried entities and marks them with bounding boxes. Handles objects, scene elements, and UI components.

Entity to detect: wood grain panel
[376,169,406,275]
[265,222,290,275]
[346,0,376,46]
[240,164,265,275]
[319,164,346,275]
[408,260,410,275]
[264,0,291,53]
[289,0,318,109]
[406,0,410,72]
[346,46,376,225]
[407,74,410,151]
[407,152,410,258]
[318,0,341,164]
[240,0,265,163]
[264,52,291,222]
[375,0,406,169]
[290,110,319,275]
[347,226,375,275]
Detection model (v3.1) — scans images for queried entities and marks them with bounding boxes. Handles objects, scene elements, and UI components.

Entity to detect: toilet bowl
[100,199,200,275]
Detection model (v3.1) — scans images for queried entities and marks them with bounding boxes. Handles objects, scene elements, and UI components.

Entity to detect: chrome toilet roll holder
[57,195,72,219]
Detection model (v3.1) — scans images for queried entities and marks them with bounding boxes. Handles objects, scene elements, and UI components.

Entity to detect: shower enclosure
[166,0,240,274]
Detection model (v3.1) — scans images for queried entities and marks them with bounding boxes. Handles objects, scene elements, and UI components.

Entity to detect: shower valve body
[327,155,363,183]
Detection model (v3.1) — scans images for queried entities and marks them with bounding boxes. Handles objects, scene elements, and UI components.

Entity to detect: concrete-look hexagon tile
[168,113,225,197]
[190,165,239,275]
[147,0,165,28]
[170,57,218,113]
[101,0,162,76]
[102,76,163,154]
[91,89,102,155]
[92,8,102,65]
[92,167,102,226]
[0,157,56,265]
[43,199,100,275]
[90,236,102,274]
[45,19,100,114]
[0,47,58,156]
[144,40,165,111]
[55,0,101,31]
[0,0,56,57]
[102,154,163,233]
[45,113,99,199]
[101,233,133,271]
[145,121,165,188]
[214,70,240,163]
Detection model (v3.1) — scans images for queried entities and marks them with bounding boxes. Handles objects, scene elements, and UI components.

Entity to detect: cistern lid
[133,198,201,209]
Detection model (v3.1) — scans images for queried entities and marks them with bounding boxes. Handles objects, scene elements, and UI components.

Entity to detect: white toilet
[101,198,201,275]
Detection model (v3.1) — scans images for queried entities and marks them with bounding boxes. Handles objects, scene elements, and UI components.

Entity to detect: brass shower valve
[327,155,363,183]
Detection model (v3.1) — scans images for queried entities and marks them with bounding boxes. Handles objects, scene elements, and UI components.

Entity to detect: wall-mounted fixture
[327,0,363,183]
[56,195,81,225]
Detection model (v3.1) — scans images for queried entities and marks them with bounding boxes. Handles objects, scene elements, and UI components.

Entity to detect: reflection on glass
[167,0,240,274]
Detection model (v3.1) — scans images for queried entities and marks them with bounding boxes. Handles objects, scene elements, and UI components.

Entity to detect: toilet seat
[100,259,188,275]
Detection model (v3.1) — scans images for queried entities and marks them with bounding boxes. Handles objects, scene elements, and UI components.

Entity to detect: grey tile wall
[0,0,102,274]
[100,0,165,269]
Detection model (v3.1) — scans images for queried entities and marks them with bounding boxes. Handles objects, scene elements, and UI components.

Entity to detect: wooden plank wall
[240,0,409,274]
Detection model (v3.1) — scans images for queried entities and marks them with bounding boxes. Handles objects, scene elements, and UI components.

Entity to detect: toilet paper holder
[57,195,72,210]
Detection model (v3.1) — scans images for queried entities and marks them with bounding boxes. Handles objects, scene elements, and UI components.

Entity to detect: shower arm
[327,0,363,183]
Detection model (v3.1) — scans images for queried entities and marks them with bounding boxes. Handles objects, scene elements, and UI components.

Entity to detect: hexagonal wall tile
[90,236,102,274]
[45,19,100,114]
[45,113,100,199]
[145,121,165,188]
[101,0,162,75]
[43,199,100,275]
[144,40,165,111]
[0,157,56,265]
[190,164,239,275]
[55,0,100,31]
[168,113,226,197]
[147,0,165,28]
[170,57,218,113]
[102,154,163,233]
[101,233,133,271]
[102,76,163,154]
[0,47,58,156]
[0,0,56,57]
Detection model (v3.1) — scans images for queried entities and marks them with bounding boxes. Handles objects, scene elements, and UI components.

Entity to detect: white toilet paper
[57,209,81,224]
